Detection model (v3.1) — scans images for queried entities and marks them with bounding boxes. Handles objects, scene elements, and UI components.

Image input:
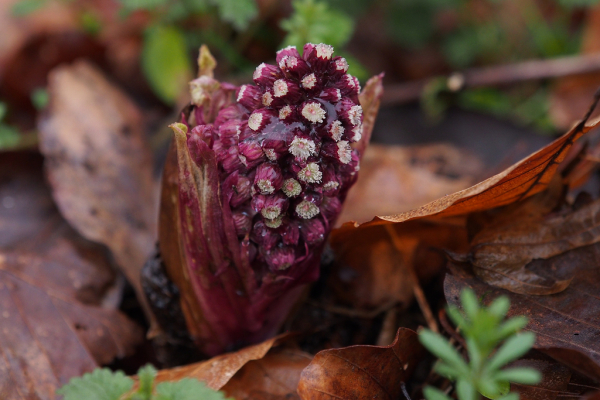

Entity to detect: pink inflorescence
[191,43,362,272]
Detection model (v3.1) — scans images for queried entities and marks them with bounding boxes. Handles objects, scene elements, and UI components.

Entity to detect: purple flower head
[164,44,382,357]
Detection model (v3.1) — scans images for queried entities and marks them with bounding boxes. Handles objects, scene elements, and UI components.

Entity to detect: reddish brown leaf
[297,328,424,400]
[338,143,481,226]
[222,348,313,400]
[354,73,384,156]
[374,111,600,224]
[0,153,143,400]
[38,61,159,324]
[445,243,600,381]
[149,334,289,390]
[510,359,572,400]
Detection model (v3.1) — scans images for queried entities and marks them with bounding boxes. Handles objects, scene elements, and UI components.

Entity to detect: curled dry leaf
[445,241,600,381]
[0,153,143,400]
[338,143,482,225]
[297,328,424,400]
[222,347,313,400]
[354,73,384,156]
[374,100,600,224]
[38,61,159,324]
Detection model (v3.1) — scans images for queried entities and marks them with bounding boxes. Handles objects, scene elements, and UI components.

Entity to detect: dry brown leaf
[510,359,572,400]
[38,61,159,324]
[297,328,424,400]
[445,241,600,381]
[329,218,469,310]
[0,153,143,400]
[338,143,481,225]
[374,112,600,224]
[354,73,384,156]
[222,347,312,400]
[147,334,290,390]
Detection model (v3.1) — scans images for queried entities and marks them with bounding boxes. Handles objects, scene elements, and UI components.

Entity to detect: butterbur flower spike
[158,44,383,356]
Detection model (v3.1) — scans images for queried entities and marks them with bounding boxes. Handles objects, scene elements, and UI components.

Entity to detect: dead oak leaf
[297,328,424,400]
[38,61,159,324]
[445,242,600,382]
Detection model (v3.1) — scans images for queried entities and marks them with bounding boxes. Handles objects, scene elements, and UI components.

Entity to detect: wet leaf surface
[38,61,159,324]
[0,153,143,399]
[297,328,424,400]
[445,244,600,381]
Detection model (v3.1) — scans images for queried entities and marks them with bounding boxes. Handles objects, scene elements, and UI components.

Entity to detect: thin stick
[384,225,439,333]
[382,53,600,106]
[401,382,412,400]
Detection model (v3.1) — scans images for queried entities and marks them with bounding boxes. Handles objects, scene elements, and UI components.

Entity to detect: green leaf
[155,379,231,400]
[31,88,49,110]
[496,392,519,400]
[478,377,510,400]
[141,25,192,104]
[495,368,541,385]
[447,305,468,330]
[0,103,7,122]
[209,0,257,31]
[55,368,134,400]
[423,386,453,400]
[11,0,47,17]
[496,316,529,339]
[456,379,478,400]
[118,0,170,12]
[0,124,20,149]
[487,296,510,320]
[419,330,469,375]
[434,362,464,380]
[280,0,354,50]
[488,333,536,371]
[461,289,480,321]
[135,364,157,400]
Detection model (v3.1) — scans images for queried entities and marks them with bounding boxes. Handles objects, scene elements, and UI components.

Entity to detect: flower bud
[237,84,262,110]
[320,166,340,196]
[265,246,295,271]
[300,73,321,93]
[248,108,277,132]
[329,57,349,78]
[279,55,311,79]
[336,73,360,99]
[303,43,334,72]
[262,137,288,161]
[233,212,252,237]
[227,173,252,208]
[273,79,302,103]
[261,89,274,107]
[295,199,320,219]
[337,99,363,127]
[239,140,265,169]
[253,63,281,87]
[320,196,341,222]
[278,105,296,123]
[321,140,352,165]
[190,124,215,148]
[218,120,242,145]
[281,220,300,245]
[296,162,322,184]
[276,45,301,63]
[288,135,317,160]
[282,178,302,198]
[215,142,243,173]
[300,218,325,244]
[319,88,342,103]
[322,120,345,142]
[254,162,283,194]
[260,193,288,220]
[251,220,280,250]
[214,104,246,127]
[300,100,327,124]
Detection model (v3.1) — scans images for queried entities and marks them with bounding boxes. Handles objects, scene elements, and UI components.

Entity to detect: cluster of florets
[189,43,362,272]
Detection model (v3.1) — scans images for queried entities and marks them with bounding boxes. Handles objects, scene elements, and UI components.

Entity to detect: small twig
[382,53,600,106]
[438,309,466,349]
[401,382,412,400]
[384,224,439,333]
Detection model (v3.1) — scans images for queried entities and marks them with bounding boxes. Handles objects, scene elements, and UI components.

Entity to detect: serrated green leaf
[495,368,541,385]
[56,368,134,400]
[281,0,354,49]
[155,378,231,400]
[419,330,469,375]
[209,0,257,31]
[488,332,536,371]
[141,25,192,104]
[135,364,157,400]
[423,386,453,400]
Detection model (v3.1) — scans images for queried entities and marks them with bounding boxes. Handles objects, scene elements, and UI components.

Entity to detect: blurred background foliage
[3,0,600,149]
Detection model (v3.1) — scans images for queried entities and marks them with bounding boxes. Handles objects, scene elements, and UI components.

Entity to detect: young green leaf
[419,330,469,375]
[423,386,453,400]
[495,368,542,385]
[155,379,232,400]
[477,375,509,400]
[487,332,536,371]
[141,25,192,104]
[55,368,134,400]
[496,316,529,340]
[460,288,480,320]
[487,296,510,319]
[134,364,157,400]
[457,379,478,400]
